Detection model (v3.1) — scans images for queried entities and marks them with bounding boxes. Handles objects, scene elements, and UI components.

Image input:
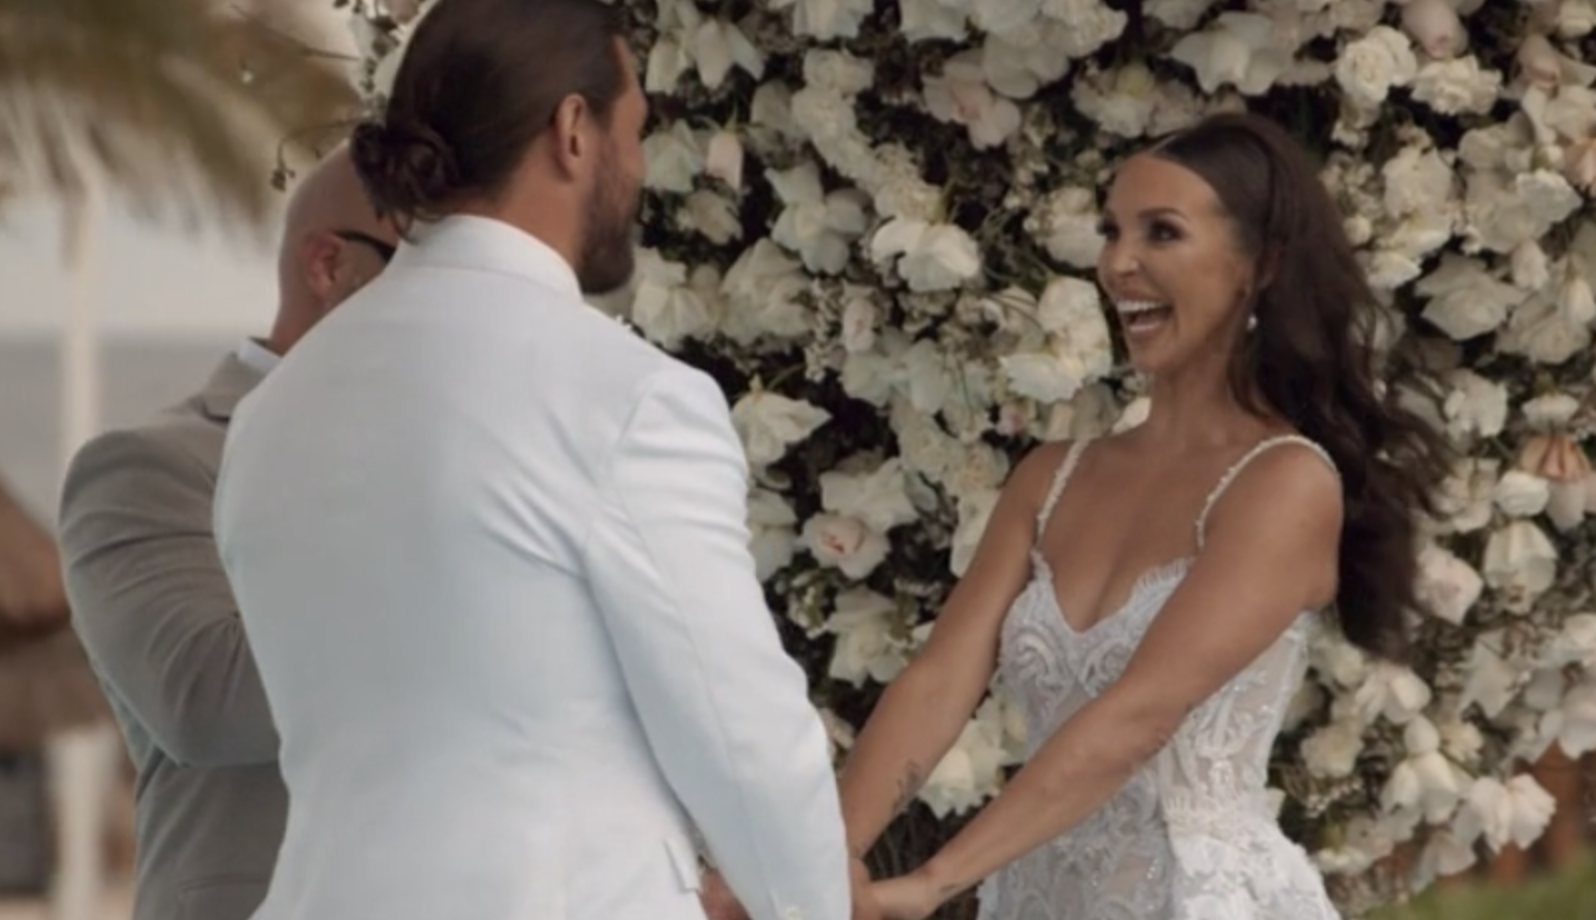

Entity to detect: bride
[839,112,1451,919]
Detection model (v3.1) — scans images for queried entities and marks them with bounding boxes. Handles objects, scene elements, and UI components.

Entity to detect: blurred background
[0,2,355,918]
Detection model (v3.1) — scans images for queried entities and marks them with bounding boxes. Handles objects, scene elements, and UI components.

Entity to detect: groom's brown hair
[349,0,629,229]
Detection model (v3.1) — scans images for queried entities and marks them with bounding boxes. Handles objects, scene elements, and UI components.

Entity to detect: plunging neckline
[1028,549,1193,636]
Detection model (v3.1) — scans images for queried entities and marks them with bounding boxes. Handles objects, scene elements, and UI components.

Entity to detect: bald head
[271,143,398,354]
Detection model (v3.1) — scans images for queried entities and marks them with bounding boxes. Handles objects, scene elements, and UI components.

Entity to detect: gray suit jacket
[58,354,286,920]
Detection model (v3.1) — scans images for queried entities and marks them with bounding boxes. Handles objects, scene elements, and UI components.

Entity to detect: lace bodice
[975,436,1343,920]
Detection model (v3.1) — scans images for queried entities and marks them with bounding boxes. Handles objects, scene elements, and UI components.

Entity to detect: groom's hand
[699,869,747,920]
[850,856,882,920]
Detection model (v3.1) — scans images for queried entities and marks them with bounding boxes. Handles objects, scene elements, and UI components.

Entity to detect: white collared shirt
[235,338,281,376]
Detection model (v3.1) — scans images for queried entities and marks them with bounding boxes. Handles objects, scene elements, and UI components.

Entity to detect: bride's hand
[869,873,939,920]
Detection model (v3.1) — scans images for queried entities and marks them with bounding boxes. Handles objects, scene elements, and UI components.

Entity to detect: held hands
[868,870,941,920]
[850,855,882,920]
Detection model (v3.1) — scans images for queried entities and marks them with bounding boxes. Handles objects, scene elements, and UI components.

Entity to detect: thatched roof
[0,475,69,644]
[0,476,112,744]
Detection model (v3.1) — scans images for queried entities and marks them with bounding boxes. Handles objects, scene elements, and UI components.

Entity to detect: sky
[0,0,348,340]
[0,199,280,339]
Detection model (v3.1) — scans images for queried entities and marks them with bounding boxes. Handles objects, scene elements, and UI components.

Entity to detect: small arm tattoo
[890,761,925,817]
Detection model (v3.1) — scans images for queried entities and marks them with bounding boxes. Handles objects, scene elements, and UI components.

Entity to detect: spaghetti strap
[1195,434,1338,548]
[1034,438,1093,545]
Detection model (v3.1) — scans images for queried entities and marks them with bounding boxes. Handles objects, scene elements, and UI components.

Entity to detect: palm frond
[0,0,361,234]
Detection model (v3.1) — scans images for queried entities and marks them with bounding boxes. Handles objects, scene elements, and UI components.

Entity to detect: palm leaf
[0,0,361,234]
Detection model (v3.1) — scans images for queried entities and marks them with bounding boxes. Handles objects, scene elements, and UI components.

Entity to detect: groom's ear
[549,94,598,183]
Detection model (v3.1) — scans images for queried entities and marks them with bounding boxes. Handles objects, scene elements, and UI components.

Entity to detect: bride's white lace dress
[974,435,1342,920]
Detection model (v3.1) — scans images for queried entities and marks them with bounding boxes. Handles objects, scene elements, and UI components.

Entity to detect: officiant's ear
[299,229,379,310]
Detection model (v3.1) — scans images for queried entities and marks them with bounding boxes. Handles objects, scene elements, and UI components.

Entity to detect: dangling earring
[1246,314,1258,332]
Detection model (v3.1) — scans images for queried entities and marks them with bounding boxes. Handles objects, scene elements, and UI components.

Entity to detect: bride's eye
[1148,220,1182,243]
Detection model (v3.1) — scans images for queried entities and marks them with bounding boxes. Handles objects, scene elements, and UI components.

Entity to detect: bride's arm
[839,445,1063,860]
[908,448,1342,909]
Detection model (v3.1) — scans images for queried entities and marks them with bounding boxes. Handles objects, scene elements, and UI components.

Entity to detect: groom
[210,1,869,920]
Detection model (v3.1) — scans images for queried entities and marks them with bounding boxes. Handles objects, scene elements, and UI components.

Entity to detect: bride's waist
[1159,789,1283,839]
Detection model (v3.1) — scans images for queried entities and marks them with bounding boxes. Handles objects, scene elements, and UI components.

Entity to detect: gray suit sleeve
[58,429,278,767]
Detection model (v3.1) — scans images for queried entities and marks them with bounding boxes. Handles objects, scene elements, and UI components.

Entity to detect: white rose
[801,513,890,580]
[1335,26,1419,109]
[1411,56,1502,116]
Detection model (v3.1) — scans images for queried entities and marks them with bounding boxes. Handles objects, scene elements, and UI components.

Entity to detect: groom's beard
[576,147,639,296]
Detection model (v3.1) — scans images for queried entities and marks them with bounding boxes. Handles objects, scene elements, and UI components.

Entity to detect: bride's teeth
[1117,300,1166,314]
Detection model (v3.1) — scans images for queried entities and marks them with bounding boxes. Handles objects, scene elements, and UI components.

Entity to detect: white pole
[47,176,122,920]
[60,178,102,457]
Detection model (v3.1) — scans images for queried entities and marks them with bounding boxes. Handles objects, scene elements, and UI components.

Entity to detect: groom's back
[213,219,707,920]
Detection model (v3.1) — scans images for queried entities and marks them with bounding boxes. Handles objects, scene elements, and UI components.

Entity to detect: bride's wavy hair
[1147,112,1452,661]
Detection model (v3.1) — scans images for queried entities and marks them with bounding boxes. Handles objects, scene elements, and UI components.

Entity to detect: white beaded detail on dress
[975,435,1343,920]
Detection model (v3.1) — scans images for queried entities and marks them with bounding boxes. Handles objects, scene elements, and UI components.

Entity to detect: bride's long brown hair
[1149,113,1452,661]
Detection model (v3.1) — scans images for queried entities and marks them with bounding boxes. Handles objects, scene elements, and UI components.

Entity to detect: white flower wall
[345,0,1596,912]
